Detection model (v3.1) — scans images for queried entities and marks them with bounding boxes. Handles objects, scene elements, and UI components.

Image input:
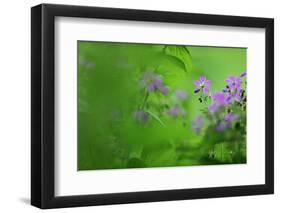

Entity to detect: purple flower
[226,76,241,91]
[212,92,228,105]
[215,121,230,132]
[168,107,181,117]
[224,113,240,122]
[148,83,156,92]
[240,71,247,78]
[134,110,150,123]
[215,113,240,132]
[208,103,220,114]
[147,78,162,92]
[192,116,204,133]
[194,76,212,94]
[223,75,244,103]
[141,72,169,96]
[208,92,229,113]
[175,90,188,100]
[226,92,241,103]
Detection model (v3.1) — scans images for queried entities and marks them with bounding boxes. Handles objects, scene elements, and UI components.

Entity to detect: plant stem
[141,90,149,110]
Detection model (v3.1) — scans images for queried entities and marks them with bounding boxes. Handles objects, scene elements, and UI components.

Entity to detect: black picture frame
[31,3,274,209]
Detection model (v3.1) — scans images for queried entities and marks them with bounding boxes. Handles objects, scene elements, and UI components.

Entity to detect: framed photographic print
[31,3,274,209]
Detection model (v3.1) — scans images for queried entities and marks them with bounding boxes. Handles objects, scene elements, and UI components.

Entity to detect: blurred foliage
[78,41,246,170]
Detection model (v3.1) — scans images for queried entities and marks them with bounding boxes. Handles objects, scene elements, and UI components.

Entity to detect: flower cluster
[215,113,240,132]
[140,72,169,96]
[135,71,189,123]
[223,72,247,104]
[135,70,246,136]
[194,71,246,133]
[208,92,229,113]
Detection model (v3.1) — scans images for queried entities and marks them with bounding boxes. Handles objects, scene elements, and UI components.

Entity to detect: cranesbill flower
[142,73,169,96]
[215,121,230,132]
[212,92,228,105]
[215,113,240,132]
[208,103,220,114]
[134,110,150,123]
[226,76,241,91]
[147,78,162,91]
[224,113,240,122]
[208,92,229,113]
[192,116,204,133]
[223,75,244,103]
[226,92,241,103]
[147,78,162,92]
[168,107,181,117]
[194,76,212,94]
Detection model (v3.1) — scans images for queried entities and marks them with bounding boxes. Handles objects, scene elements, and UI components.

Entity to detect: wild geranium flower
[226,76,241,91]
[168,107,181,117]
[215,113,240,132]
[223,75,244,103]
[194,76,212,94]
[208,104,219,114]
[175,90,188,100]
[212,92,228,105]
[192,116,204,133]
[208,92,228,113]
[147,78,162,92]
[141,72,169,96]
[215,121,230,132]
[134,110,150,123]
[224,113,240,122]
[226,92,241,103]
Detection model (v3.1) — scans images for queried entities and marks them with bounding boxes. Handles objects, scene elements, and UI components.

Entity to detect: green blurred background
[78,41,246,170]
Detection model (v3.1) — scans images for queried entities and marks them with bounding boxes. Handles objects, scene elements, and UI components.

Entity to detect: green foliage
[78,41,247,170]
[163,45,193,72]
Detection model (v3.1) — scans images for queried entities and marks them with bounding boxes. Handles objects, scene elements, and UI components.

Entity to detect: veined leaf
[163,45,193,72]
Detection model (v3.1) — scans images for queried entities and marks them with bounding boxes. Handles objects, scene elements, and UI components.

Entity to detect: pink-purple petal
[202,87,209,94]
[200,76,206,82]
[194,80,201,87]
[205,80,212,87]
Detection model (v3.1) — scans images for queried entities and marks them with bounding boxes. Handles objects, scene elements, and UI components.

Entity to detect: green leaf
[163,45,193,72]
[145,110,166,126]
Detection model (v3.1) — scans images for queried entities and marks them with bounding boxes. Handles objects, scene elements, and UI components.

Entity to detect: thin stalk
[141,90,149,110]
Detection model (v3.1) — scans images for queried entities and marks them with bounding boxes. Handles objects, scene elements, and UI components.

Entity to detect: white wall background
[0,0,279,212]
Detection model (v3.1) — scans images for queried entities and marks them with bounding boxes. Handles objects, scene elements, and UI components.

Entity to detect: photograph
[30,3,274,209]
[78,41,247,170]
